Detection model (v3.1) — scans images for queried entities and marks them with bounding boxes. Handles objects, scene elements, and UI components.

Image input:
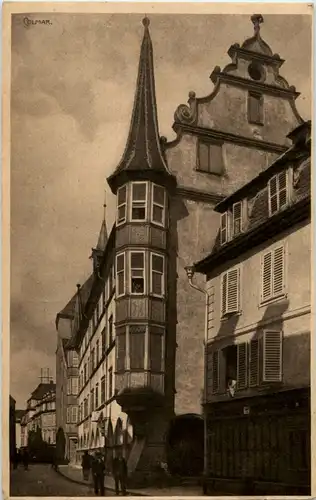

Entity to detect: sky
[10,12,311,409]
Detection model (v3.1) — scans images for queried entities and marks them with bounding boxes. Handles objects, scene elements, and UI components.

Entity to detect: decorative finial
[251,14,264,36]
[76,284,81,291]
[142,17,150,28]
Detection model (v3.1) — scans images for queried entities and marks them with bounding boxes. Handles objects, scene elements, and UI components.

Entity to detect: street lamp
[184,265,209,495]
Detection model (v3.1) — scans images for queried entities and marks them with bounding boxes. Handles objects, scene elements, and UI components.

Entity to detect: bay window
[117,185,127,225]
[116,253,125,297]
[131,182,147,221]
[149,327,164,371]
[130,325,146,370]
[130,252,145,294]
[150,253,164,297]
[151,184,165,226]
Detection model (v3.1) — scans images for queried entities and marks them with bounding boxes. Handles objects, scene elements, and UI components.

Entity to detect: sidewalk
[56,465,204,496]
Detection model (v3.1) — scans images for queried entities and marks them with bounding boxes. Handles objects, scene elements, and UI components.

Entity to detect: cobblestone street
[10,463,98,496]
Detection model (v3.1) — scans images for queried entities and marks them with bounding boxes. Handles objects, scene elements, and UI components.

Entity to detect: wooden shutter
[249,339,259,387]
[221,272,228,315]
[237,343,247,389]
[263,331,283,382]
[233,202,242,236]
[261,251,272,302]
[273,246,285,296]
[227,268,240,313]
[278,171,288,209]
[212,350,220,393]
[268,175,278,215]
[220,212,228,245]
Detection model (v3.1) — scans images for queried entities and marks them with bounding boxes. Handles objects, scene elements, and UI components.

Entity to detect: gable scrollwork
[174,91,197,125]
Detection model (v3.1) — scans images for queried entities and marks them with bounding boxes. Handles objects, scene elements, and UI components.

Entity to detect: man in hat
[91,451,105,496]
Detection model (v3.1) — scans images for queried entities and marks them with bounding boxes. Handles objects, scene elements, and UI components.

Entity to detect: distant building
[55,280,92,463]
[15,409,25,449]
[58,14,306,485]
[194,121,311,495]
[22,379,56,446]
[9,395,16,462]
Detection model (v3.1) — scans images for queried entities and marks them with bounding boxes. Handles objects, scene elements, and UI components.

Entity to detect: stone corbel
[174,91,197,125]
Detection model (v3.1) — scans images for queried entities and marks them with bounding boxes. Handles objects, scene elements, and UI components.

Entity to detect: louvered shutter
[263,331,283,382]
[237,343,248,389]
[261,251,272,302]
[212,350,220,393]
[221,272,228,315]
[268,176,278,215]
[233,202,242,236]
[278,171,288,209]
[227,268,240,313]
[273,246,285,296]
[249,339,259,387]
[220,212,228,245]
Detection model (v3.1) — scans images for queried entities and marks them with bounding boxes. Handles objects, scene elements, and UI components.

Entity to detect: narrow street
[10,463,97,496]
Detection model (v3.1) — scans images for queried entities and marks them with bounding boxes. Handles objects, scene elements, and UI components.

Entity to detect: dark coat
[82,453,91,470]
[92,456,105,477]
[112,457,127,478]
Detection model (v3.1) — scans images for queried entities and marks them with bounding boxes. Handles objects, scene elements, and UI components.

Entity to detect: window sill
[195,167,224,177]
[259,293,287,309]
[268,203,289,218]
[220,311,242,322]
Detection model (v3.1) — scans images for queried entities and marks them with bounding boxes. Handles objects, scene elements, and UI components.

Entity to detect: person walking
[91,451,105,496]
[112,450,128,496]
[81,451,91,482]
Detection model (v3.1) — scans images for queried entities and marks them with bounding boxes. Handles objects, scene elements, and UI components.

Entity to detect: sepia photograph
[5,3,312,498]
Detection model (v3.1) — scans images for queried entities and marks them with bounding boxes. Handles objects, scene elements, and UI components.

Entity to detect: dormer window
[198,140,224,176]
[268,171,288,216]
[232,201,243,236]
[131,182,147,221]
[220,201,244,245]
[220,213,228,245]
[248,92,264,125]
[117,185,127,225]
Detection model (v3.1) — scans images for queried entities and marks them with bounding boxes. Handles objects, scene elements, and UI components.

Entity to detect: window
[91,389,95,412]
[221,267,240,316]
[268,171,288,216]
[149,328,163,372]
[67,377,78,395]
[220,213,228,245]
[208,350,220,394]
[101,376,106,404]
[249,339,259,387]
[95,384,99,409]
[261,245,285,303]
[84,364,87,385]
[262,330,283,383]
[150,254,164,297]
[131,182,147,221]
[67,407,77,424]
[151,184,165,226]
[108,367,113,399]
[130,252,145,294]
[236,343,248,390]
[68,350,78,367]
[116,327,126,372]
[109,265,113,293]
[248,92,264,125]
[117,185,127,225]
[91,349,95,372]
[198,141,224,175]
[96,340,99,366]
[116,253,125,297]
[232,202,243,237]
[130,325,145,370]
[108,315,113,345]
[101,328,106,357]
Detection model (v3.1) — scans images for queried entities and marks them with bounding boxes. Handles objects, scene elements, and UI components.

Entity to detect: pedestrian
[81,451,91,481]
[91,451,105,496]
[22,448,29,471]
[51,451,58,471]
[112,449,128,496]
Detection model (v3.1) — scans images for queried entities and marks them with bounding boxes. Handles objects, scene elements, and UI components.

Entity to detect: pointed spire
[107,17,175,194]
[96,191,108,251]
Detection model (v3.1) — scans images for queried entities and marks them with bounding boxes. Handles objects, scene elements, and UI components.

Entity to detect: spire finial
[103,189,107,221]
[251,14,264,36]
[142,16,150,28]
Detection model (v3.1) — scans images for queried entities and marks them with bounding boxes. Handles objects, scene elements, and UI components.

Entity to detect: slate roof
[30,382,56,401]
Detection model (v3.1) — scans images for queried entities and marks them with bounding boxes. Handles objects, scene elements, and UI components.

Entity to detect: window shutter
[249,339,259,387]
[273,246,285,296]
[221,272,228,315]
[237,343,247,389]
[268,176,278,215]
[227,268,240,313]
[278,171,288,209]
[233,202,242,236]
[263,331,283,382]
[212,350,220,393]
[261,251,272,301]
[220,213,228,245]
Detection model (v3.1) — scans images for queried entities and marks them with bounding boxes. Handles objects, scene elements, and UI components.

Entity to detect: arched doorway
[166,414,204,477]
